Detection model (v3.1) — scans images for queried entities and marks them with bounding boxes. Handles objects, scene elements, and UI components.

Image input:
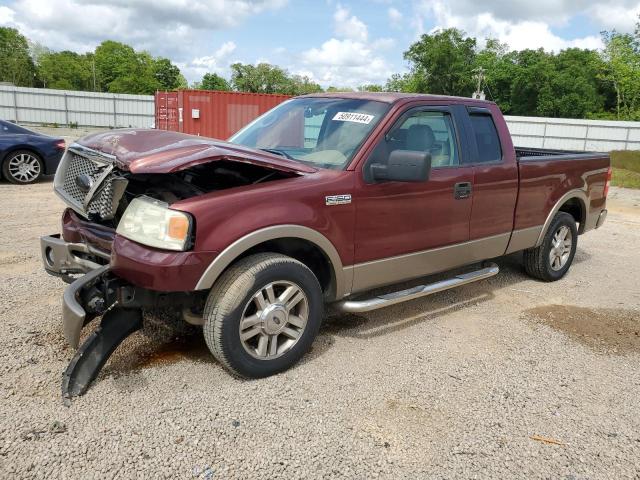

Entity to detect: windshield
[229,97,390,170]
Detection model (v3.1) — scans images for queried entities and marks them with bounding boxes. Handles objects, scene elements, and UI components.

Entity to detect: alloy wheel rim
[549,225,572,271]
[239,280,309,360]
[8,153,40,182]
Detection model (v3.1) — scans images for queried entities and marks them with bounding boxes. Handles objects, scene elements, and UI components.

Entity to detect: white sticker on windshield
[332,112,375,124]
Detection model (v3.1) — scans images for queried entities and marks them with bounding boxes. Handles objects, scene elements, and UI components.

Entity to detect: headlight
[116,196,193,251]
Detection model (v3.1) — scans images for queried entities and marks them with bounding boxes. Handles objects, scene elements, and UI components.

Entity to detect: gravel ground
[0,165,639,478]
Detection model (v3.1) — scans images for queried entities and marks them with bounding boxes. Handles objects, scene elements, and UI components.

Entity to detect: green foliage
[326,86,355,92]
[395,24,636,119]
[612,168,640,189]
[153,58,186,90]
[358,84,384,92]
[611,150,640,174]
[231,63,292,93]
[600,30,640,119]
[230,63,322,95]
[0,27,36,86]
[384,72,427,93]
[403,28,477,96]
[196,73,231,91]
[37,51,94,90]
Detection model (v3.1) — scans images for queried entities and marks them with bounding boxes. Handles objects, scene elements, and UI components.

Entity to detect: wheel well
[558,197,586,233]
[234,237,334,298]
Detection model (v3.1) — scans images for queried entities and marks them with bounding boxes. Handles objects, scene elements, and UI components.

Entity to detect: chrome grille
[61,153,103,205]
[87,179,114,219]
[55,145,118,220]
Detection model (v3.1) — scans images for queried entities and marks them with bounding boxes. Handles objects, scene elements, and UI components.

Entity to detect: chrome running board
[337,263,499,313]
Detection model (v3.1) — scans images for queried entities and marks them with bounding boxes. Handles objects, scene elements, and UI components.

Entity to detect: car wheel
[203,253,323,378]
[523,212,578,282]
[2,150,44,184]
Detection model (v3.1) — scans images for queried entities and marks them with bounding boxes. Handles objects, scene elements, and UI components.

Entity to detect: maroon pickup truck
[40,93,610,399]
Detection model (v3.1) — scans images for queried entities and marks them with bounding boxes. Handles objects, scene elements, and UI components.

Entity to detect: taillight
[55,140,66,150]
[604,166,612,198]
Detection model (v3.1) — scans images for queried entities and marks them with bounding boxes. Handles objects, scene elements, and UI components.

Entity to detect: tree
[37,51,93,90]
[0,27,36,86]
[600,29,640,119]
[474,39,518,113]
[357,84,384,92]
[153,58,186,90]
[289,75,323,95]
[403,28,477,96]
[230,62,293,94]
[384,72,426,93]
[536,49,606,118]
[508,49,554,116]
[196,72,231,91]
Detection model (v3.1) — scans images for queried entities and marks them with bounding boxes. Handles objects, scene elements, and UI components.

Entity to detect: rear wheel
[2,150,44,184]
[523,212,578,282]
[203,253,323,378]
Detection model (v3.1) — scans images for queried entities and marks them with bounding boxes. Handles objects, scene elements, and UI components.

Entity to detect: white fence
[1,85,640,151]
[505,115,640,152]
[0,85,154,128]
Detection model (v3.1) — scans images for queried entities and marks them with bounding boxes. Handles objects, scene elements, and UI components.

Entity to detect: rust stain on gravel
[525,305,640,354]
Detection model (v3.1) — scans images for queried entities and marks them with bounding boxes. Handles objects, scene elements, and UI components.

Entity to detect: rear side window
[469,113,502,163]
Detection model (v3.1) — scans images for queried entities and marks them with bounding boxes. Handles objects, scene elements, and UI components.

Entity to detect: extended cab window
[390,111,459,167]
[364,110,459,182]
[469,113,502,163]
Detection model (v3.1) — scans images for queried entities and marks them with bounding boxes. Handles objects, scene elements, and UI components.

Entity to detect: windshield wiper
[259,148,295,160]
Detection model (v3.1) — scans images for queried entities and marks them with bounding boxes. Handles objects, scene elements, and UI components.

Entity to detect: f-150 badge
[325,194,352,205]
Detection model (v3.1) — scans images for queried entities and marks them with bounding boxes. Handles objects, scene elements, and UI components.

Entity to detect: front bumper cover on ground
[41,234,205,400]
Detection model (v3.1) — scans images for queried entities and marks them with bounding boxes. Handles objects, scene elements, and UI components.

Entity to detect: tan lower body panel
[505,225,543,254]
[349,232,511,294]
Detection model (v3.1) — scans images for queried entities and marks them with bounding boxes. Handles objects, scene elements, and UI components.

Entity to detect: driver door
[351,105,474,292]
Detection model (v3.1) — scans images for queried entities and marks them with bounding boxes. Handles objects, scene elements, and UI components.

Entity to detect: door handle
[454,182,472,200]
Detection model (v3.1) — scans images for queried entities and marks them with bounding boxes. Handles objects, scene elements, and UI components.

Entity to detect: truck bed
[515,147,607,161]
[513,147,610,235]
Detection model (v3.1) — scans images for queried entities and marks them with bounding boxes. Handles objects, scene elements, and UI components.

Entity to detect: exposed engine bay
[54,145,297,228]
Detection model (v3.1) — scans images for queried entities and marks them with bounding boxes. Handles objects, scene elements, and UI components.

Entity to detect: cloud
[414,0,610,52]
[333,4,368,42]
[388,7,402,28]
[0,0,287,58]
[299,38,392,86]
[182,41,237,81]
[296,5,392,87]
[415,0,640,28]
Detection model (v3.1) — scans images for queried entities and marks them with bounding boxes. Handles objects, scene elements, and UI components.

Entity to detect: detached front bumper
[41,234,109,282]
[41,234,112,348]
[41,234,205,350]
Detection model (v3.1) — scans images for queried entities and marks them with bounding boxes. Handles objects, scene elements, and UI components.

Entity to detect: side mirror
[371,150,431,183]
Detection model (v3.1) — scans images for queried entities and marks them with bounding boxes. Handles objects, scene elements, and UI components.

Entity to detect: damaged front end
[43,135,305,402]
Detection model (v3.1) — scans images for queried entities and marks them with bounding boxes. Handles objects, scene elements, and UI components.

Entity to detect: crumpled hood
[76,128,317,175]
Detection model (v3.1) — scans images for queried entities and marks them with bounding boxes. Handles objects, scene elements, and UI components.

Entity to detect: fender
[194,225,350,300]
[535,189,588,247]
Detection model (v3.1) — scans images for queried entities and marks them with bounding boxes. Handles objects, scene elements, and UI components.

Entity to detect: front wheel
[2,150,44,184]
[523,212,578,282]
[203,253,323,378]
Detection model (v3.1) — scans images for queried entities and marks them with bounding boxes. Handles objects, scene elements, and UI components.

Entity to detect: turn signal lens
[168,215,190,241]
[55,140,66,150]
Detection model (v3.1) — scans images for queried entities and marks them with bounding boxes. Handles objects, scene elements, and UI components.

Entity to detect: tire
[523,212,578,282]
[203,253,323,378]
[2,150,44,184]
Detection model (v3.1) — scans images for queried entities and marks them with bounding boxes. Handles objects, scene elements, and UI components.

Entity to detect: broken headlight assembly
[116,196,193,251]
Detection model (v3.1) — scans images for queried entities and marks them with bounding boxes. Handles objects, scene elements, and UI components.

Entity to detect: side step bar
[337,262,499,313]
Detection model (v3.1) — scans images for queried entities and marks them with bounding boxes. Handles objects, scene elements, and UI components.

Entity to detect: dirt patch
[525,305,640,354]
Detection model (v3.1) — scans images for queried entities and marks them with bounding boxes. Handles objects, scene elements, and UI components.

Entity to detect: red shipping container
[155,90,290,140]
